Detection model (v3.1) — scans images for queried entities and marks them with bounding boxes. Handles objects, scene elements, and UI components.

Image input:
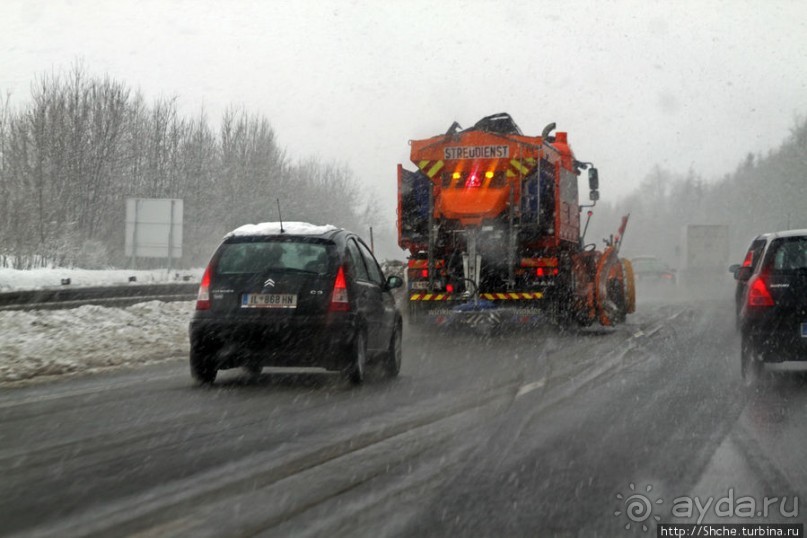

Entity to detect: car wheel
[190,347,217,385]
[345,330,367,385]
[741,338,763,388]
[384,322,402,378]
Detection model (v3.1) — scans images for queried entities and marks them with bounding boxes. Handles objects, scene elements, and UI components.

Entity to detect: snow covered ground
[0,267,203,385]
[0,266,202,291]
[0,300,194,384]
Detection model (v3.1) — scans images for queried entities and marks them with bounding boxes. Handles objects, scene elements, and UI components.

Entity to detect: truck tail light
[748,275,774,307]
[407,259,444,280]
[535,267,559,277]
[329,266,350,312]
[196,265,212,310]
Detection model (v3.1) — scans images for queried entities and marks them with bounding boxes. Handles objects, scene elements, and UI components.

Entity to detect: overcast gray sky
[3,0,807,229]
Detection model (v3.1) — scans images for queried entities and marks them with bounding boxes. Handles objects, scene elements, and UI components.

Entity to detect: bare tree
[0,63,374,268]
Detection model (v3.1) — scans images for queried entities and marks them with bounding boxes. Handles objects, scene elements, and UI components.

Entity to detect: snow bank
[0,267,203,384]
[0,267,203,292]
[0,301,194,384]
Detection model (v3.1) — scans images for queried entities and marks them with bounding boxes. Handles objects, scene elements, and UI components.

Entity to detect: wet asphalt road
[1,296,805,537]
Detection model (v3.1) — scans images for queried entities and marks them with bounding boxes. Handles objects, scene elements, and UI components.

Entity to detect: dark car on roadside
[189,222,403,385]
[731,229,807,385]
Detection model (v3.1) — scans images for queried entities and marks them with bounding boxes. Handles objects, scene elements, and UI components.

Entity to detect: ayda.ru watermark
[615,483,799,531]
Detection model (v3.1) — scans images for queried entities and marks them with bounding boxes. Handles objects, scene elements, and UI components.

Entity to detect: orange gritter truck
[397,113,635,329]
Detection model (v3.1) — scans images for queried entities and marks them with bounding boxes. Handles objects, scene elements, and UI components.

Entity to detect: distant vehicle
[189,222,403,385]
[630,255,676,285]
[731,229,807,385]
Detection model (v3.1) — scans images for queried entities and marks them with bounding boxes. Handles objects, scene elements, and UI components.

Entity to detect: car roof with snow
[225,222,342,239]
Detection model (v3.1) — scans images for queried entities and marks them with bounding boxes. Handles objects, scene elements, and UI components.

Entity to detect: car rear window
[765,237,807,272]
[216,239,333,275]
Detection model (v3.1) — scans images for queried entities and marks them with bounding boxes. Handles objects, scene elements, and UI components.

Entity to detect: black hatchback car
[732,229,807,384]
[189,222,403,385]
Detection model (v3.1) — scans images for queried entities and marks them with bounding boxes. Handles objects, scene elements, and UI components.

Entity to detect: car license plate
[411,281,430,290]
[801,322,807,338]
[241,293,297,309]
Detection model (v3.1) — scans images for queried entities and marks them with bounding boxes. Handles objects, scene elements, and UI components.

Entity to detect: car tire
[345,330,367,385]
[741,338,764,389]
[190,348,217,385]
[383,322,402,378]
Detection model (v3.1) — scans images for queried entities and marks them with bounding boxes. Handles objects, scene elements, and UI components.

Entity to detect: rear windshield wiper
[264,267,322,275]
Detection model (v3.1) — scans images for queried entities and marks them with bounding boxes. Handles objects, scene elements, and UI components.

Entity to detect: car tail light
[446,283,454,293]
[196,265,212,310]
[748,275,774,307]
[329,266,350,311]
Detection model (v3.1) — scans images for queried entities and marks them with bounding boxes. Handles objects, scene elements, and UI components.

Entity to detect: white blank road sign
[125,198,183,258]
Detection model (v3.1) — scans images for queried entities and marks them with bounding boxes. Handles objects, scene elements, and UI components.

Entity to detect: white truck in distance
[679,224,730,291]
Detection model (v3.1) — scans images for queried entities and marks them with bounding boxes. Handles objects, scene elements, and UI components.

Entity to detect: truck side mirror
[588,168,599,191]
[589,190,600,201]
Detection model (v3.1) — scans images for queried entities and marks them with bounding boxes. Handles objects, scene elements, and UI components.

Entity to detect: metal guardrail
[0,283,199,311]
